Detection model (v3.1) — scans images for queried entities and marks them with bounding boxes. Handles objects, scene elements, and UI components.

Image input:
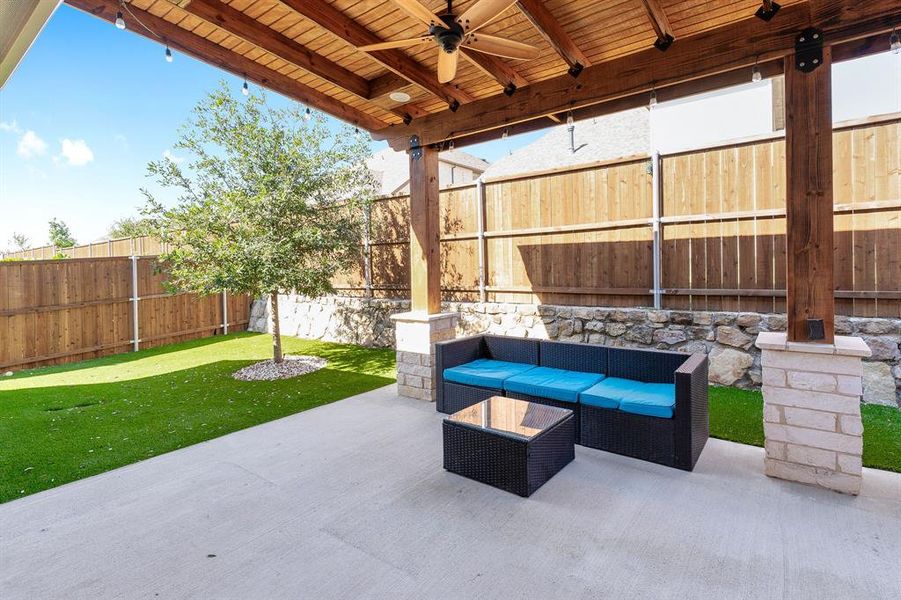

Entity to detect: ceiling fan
[357,0,540,84]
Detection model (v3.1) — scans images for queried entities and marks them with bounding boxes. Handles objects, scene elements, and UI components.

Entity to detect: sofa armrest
[673,353,709,470]
[435,336,485,413]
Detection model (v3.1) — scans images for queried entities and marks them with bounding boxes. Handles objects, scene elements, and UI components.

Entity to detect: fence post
[651,152,663,310]
[476,178,487,303]
[130,255,140,352]
[363,203,373,299]
[222,291,229,335]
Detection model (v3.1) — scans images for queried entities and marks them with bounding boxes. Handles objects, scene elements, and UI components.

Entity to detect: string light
[566,110,574,127]
[649,89,657,107]
[501,128,509,139]
[115,11,126,30]
[242,79,249,96]
[891,28,900,54]
[303,107,312,121]
[165,45,173,63]
[751,56,761,82]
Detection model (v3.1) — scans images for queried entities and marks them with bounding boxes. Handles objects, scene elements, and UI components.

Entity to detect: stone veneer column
[391,312,458,402]
[756,332,871,495]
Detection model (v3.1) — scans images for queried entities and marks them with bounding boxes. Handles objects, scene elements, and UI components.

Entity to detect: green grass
[710,386,901,473]
[0,332,394,503]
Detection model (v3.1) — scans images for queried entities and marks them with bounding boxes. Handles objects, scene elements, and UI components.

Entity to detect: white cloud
[162,149,184,164]
[59,138,94,166]
[17,130,47,158]
[0,120,21,134]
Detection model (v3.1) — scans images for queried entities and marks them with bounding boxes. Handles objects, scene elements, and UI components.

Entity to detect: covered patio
[2,385,900,598]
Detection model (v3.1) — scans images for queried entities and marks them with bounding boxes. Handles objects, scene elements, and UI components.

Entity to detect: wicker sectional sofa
[435,334,709,471]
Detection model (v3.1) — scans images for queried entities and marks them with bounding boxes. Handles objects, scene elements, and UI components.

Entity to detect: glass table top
[446,396,572,439]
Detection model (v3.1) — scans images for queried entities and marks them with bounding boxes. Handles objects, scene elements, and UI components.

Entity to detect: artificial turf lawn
[709,386,901,473]
[0,332,394,503]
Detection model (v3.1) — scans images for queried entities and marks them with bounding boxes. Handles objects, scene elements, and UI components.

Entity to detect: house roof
[482,108,651,179]
[367,147,489,196]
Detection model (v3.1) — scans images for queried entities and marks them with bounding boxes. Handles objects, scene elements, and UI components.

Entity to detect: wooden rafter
[516,0,590,76]
[460,48,528,94]
[182,0,372,99]
[64,0,387,130]
[367,73,413,100]
[278,0,473,109]
[373,0,900,149]
[639,0,675,51]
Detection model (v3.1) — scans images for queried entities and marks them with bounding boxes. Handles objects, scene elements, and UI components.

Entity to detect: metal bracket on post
[410,135,423,160]
[794,27,823,72]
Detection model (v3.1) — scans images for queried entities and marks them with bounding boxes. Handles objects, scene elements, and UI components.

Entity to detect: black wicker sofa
[435,335,709,471]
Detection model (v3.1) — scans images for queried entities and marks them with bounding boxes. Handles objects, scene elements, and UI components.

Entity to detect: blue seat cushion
[443,359,536,390]
[581,377,675,418]
[504,366,605,403]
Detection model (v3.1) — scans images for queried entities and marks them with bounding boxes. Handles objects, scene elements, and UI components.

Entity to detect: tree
[48,219,76,248]
[105,217,152,240]
[10,232,29,252]
[142,83,374,363]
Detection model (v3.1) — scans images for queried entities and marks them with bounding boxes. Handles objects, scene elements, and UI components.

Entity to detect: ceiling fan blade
[389,0,443,28]
[456,0,518,33]
[437,49,459,83]
[464,34,540,60]
[357,37,432,52]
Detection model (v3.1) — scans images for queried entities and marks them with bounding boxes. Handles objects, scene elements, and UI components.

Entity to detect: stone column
[391,312,458,402]
[756,332,870,495]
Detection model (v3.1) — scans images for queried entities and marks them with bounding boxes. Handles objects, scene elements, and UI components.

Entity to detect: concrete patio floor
[2,385,899,599]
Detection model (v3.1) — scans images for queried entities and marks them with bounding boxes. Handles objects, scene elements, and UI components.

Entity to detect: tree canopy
[48,219,75,248]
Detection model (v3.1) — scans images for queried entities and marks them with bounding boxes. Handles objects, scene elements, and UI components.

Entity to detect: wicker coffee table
[442,396,575,497]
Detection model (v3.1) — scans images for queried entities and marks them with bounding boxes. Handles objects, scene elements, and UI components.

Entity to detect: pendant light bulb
[566,111,574,127]
[751,65,762,82]
[242,80,249,96]
[115,11,126,30]
[165,46,173,63]
[303,107,312,121]
[649,90,657,107]
[891,29,901,54]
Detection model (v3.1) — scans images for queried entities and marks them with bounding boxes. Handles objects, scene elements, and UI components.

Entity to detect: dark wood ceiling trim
[278,0,474,107]
[65,0,387,130]
[639,0,675,51]
[460,48,529,94]
[183,0,371,99]
[516,0,591,76]
[373,0,899,148]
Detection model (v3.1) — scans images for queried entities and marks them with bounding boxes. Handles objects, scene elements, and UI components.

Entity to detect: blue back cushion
[539,341,607,375]
[443,359,537,390]
[504,366,604,403]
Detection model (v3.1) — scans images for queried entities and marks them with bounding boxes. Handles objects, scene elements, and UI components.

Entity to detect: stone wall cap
[390,311,459,324]
[755,332,871,358]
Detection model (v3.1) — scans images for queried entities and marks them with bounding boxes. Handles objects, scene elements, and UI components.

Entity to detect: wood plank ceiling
[65,0,897,141]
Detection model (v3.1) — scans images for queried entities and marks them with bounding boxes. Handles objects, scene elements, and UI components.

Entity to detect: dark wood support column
[408,143,441,314]
[784,47,834,343]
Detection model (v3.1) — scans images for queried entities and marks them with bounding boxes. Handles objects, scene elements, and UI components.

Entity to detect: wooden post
[784,47,834,343]
[408,142,441,314]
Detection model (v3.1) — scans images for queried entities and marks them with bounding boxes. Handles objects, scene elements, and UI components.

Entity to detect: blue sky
[0,4,898,249]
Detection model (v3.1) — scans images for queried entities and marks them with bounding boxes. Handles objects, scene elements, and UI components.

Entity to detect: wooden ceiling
[66,0,899,147]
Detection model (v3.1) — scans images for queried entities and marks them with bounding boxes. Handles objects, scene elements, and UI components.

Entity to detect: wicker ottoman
[443,396,575,497]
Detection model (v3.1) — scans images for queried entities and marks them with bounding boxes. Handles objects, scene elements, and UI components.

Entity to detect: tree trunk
[269,291,283,363]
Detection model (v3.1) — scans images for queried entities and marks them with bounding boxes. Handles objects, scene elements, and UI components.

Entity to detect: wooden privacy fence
[0,257,250,370]
[333,114,900,318]
[3,234,171,260]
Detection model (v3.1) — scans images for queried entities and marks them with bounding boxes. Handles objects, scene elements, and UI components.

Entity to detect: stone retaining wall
[249,295,901,407]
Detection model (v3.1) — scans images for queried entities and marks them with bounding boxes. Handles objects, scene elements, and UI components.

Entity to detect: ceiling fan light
[389,91,412,103]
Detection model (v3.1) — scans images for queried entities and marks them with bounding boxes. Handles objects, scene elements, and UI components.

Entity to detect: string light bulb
[165,46,173,63]
[115,11,126,30]
[501,128,509,139]
[891,28,900,54]
[649,89,657,107]
[303,107,312,121]
[242,79,249,96]
[751,65,762,82]
[566,111,574,127]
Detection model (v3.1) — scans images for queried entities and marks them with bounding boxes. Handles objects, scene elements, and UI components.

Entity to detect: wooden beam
[367,72,412,100]
[279,0,473,108]
[373,0,899,148]
[66,0,387,130]
[639,0,675,50]
[516,0,590,74]
[784,48,834,343]
[408,145,441,314]
[183,0,371,99]
[460,48,529,93]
